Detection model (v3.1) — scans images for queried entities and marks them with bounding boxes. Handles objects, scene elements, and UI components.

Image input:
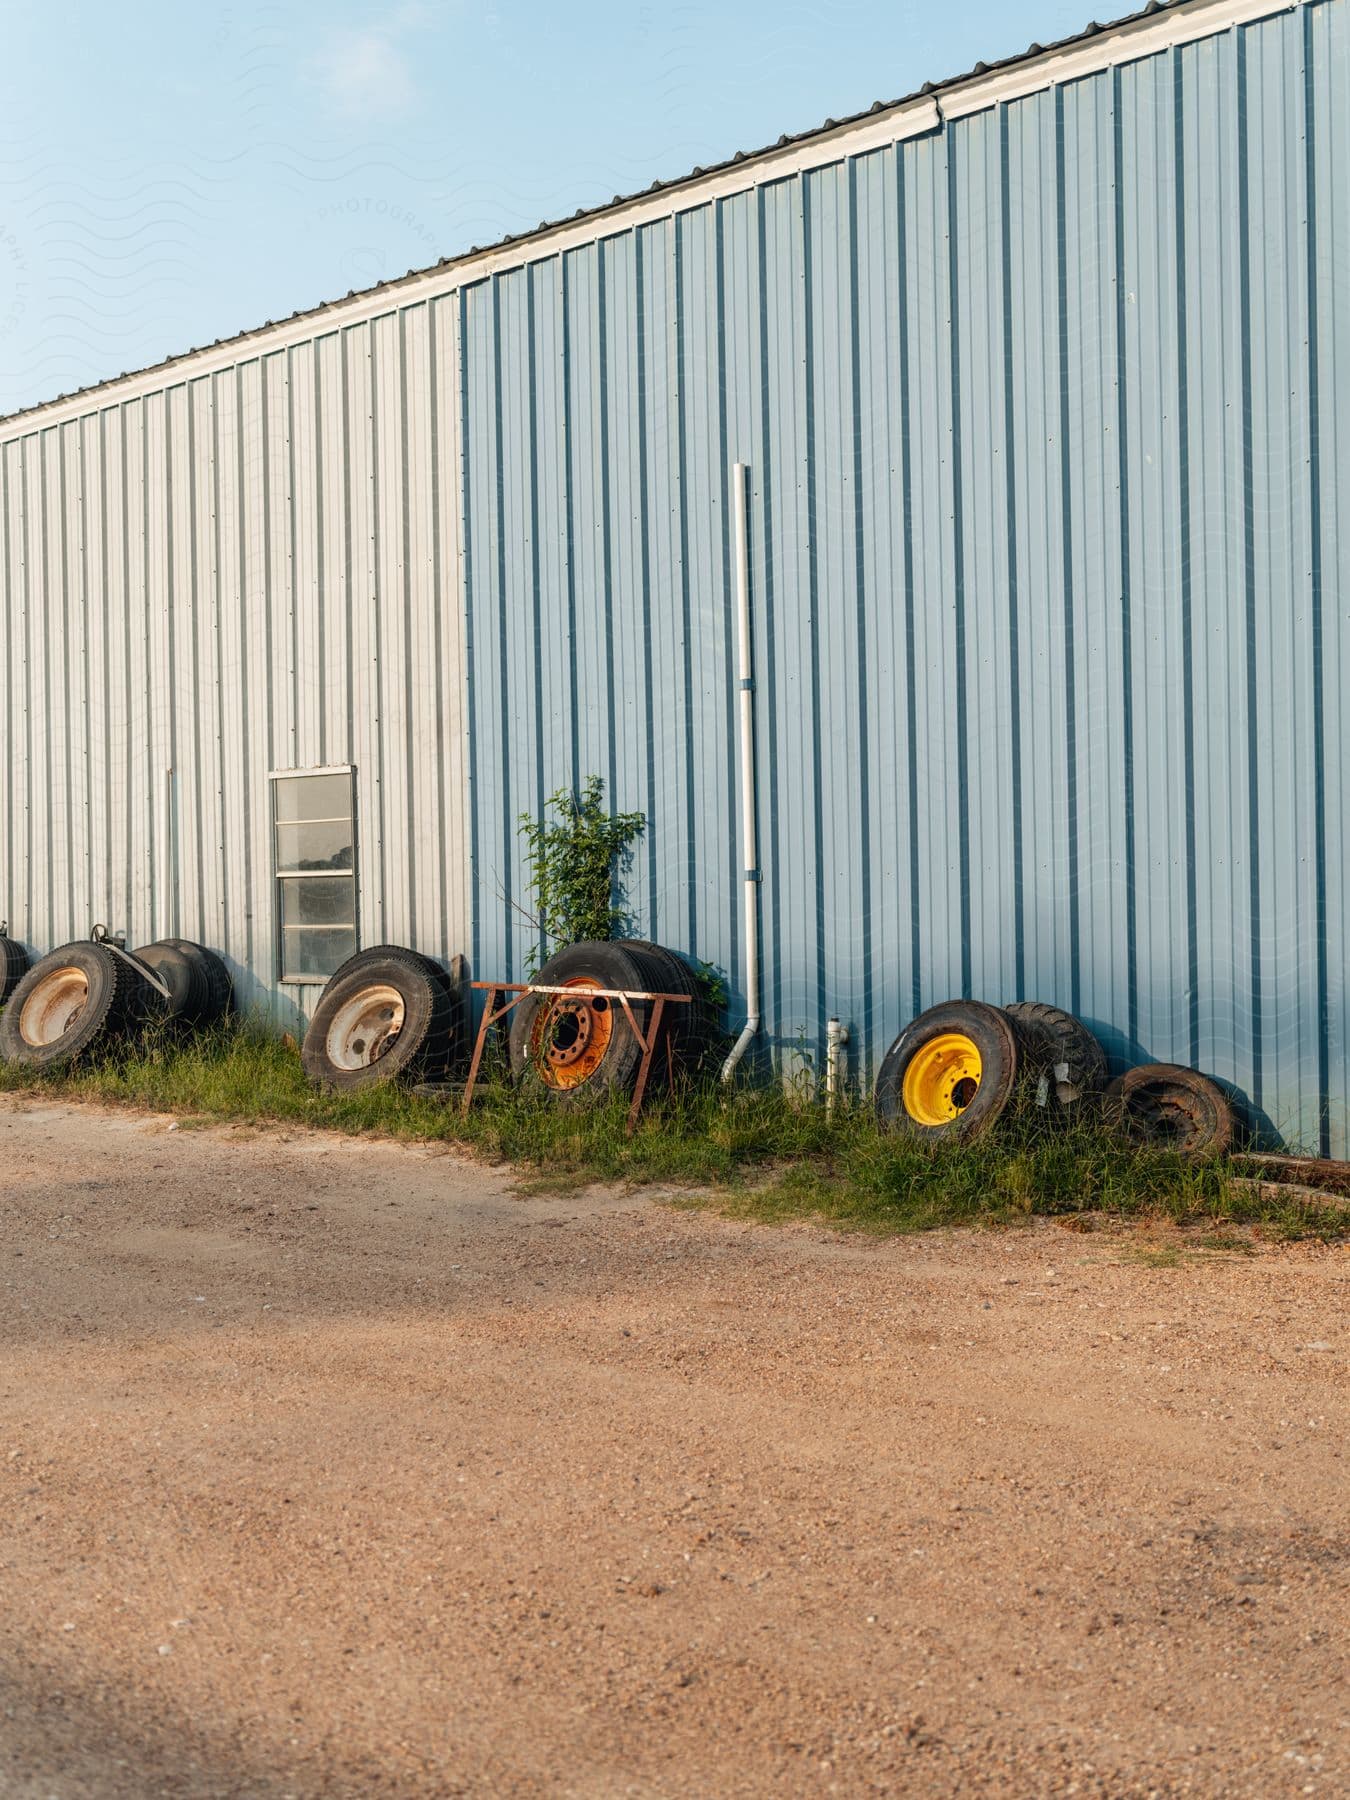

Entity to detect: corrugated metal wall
[0,304,470,1026]
[460,1,1349,1153]
[1,0,1346,1151]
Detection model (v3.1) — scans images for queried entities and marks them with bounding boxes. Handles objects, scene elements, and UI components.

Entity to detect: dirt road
[0,1098,1345,1797]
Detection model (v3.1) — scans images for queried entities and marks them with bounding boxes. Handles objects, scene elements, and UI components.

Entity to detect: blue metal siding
[1310,0,1350,1161]
[460,2,1350,1152]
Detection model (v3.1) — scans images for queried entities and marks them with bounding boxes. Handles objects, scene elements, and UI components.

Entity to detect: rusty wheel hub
[531,979,614,1090]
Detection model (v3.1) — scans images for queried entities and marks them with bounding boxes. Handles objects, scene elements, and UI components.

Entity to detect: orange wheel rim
[530,977,615,1090]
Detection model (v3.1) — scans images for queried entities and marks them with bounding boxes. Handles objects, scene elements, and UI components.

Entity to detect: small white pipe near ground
[160,767,175,939]
[825,1016,849,1118]
[720,461,760,1085]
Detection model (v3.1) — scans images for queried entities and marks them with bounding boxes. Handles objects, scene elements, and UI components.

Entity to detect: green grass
[0,1017,1344,1242]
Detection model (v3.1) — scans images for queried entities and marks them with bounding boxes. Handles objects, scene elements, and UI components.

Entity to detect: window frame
[269,764,359,985]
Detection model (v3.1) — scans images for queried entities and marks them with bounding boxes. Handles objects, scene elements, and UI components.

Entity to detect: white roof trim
[941,0,1296,118]
[0,0,1305,440]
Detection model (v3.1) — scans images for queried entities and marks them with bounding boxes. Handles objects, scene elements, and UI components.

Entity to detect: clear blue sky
[0,0,1094,418]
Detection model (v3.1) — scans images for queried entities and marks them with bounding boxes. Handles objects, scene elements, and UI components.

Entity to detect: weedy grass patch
[0,1017,1344,1242]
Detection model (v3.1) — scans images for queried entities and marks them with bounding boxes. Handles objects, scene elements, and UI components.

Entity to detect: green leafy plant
[691,959,728,1013]
[518,776,646,965]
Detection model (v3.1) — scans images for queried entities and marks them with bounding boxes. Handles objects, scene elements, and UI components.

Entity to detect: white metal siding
[0,307,470,1027]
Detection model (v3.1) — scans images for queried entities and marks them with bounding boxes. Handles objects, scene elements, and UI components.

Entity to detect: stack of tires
[0,936,232,1068]
[507,939,714,1106]
[296,936,712,1101]
[875,999,1106,1142]
[874,997,1232,1155]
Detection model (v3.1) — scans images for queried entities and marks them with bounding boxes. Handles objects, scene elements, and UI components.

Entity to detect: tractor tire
[875,999,1019,1141]
[508,940,668,1105]
[302,946,460,1091]
[0,940,153,1068]
[1103,1063,1234,1158]
[1003,1000,1108,1112]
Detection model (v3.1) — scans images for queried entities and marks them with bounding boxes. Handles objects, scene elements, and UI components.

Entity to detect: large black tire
[0,928,29,1006]
[329,942,463,1048]
[611,939,723,1081]
[133,942,209,1026]
[0,941,153,1067]
[155,938,234,1026]
[1103,1063,1234,1158]
[508,941,669,1105]
[874,1000,1019,1141]
[1003,1000,1108,1112]
[302,946,459,1091]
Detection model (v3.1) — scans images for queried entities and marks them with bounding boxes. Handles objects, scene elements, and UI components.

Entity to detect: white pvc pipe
[825,1016,849,1118]
[161,766,175,939]
[721,462,760,1084]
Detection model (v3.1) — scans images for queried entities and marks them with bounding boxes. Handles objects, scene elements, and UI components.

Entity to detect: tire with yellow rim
[874,1000,1019,1140]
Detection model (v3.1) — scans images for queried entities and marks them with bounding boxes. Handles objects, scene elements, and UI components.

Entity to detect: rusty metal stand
[462,980,690,1134]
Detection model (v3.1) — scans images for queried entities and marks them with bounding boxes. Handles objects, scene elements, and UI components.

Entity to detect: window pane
[275,819,354,873]
[274,771,357,983]
[279,875,355,928]
[274,773,351,825]
[281,925,357,980]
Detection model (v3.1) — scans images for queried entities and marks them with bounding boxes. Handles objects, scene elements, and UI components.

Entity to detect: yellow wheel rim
[901,1032,983,1126]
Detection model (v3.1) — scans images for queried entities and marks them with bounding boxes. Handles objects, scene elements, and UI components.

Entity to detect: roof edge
[0,0,1303,437]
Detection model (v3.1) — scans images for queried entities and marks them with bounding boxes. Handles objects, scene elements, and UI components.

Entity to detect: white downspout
[721,462,760,1084]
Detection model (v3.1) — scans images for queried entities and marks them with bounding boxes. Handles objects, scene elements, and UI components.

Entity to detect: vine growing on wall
[518,776,646,965]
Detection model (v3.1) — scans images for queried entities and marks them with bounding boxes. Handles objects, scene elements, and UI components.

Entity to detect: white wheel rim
[325,984,405,1071]
[19,966,90,1046]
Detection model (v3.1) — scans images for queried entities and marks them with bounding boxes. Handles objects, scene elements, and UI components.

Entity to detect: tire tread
[0,941,151,1066]
[1003,1000,1108,1101]
[301,946,459,1090]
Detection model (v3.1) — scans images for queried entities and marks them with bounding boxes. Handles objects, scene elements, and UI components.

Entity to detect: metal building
[1,0,1347,1151]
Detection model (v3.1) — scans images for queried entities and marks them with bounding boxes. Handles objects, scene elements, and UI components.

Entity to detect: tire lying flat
[302,946,460,1091]
[0,940,153,1067]
[1103,1063,1234,1157]
[1003,1001,1107,1111]
[875,1000,1019,1141]
[508,940,671,1105]
[0,928,29,1006]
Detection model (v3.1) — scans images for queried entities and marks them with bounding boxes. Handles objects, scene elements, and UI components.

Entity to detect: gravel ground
[0,1097,1345,1798]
